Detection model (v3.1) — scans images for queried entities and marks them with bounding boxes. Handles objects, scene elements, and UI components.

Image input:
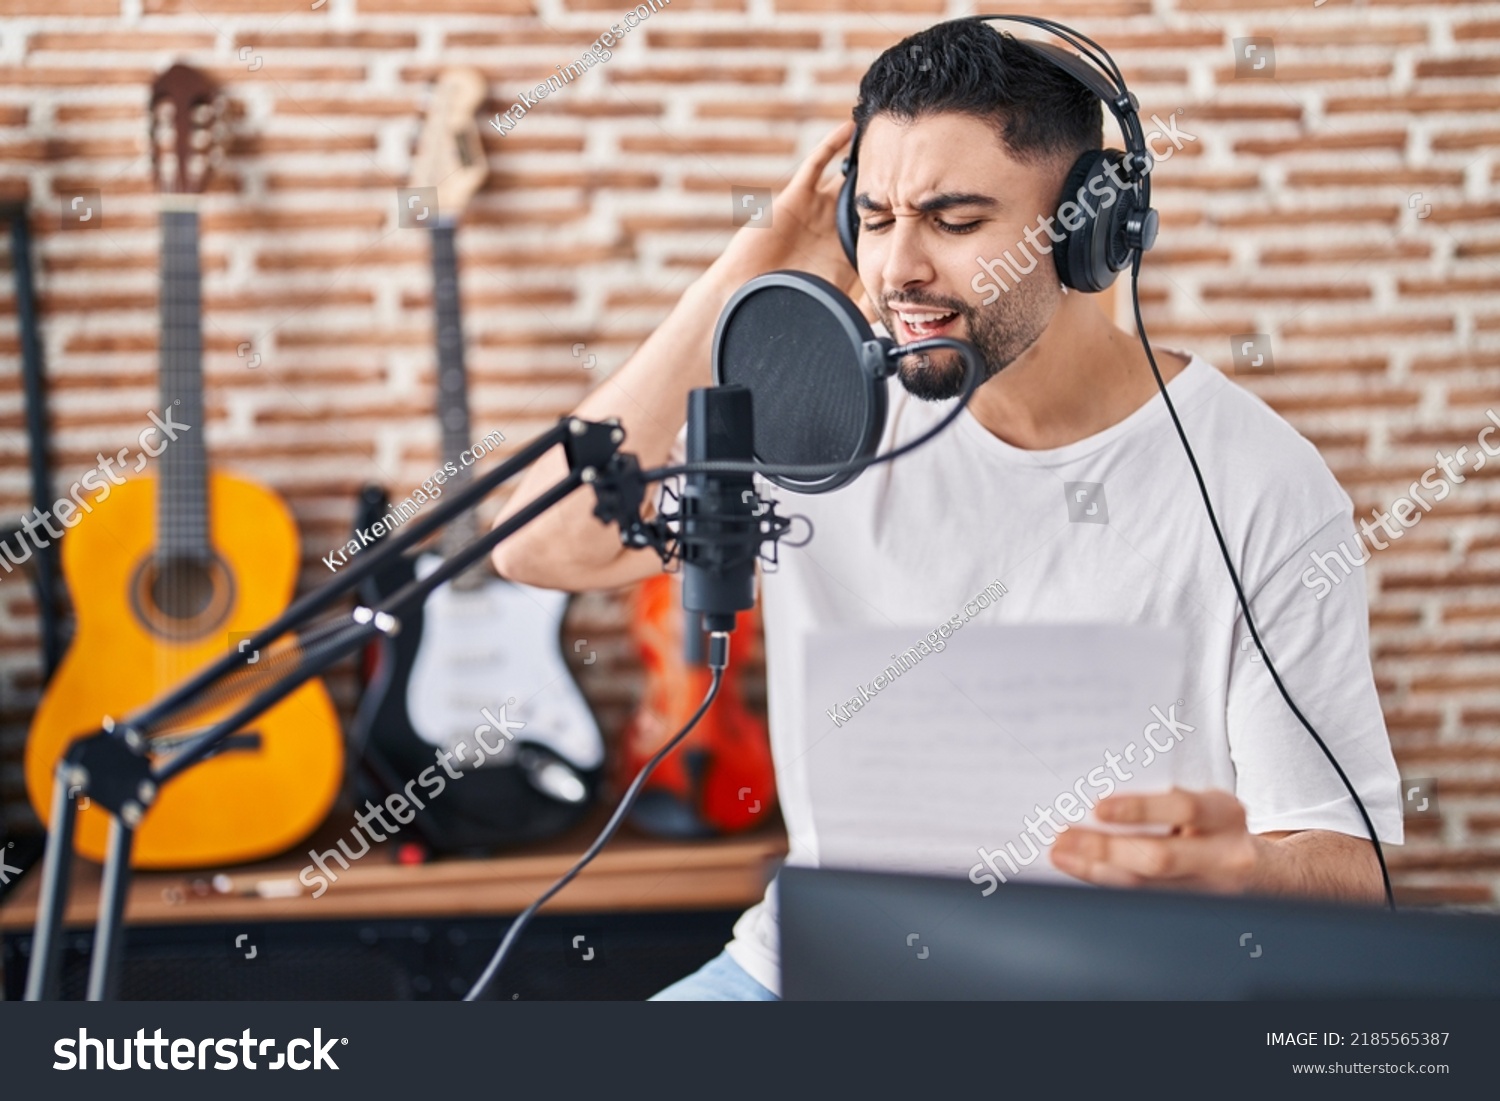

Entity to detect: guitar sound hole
[131,553,235,639]
[152,557,217,619]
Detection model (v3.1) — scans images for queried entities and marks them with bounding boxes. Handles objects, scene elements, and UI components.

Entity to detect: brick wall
[0,0,1497,907]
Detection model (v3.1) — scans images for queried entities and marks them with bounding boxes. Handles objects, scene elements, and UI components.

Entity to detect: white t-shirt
[677,344,1404,996]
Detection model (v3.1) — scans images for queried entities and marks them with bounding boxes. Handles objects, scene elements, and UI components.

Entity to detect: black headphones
[836,14,1160,294]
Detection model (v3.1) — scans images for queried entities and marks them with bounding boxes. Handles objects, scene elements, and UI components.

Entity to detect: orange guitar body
[24,471,344,868]
[619,572,776,835]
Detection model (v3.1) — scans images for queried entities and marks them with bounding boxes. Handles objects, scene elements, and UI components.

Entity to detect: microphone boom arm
[24,415,632,1002]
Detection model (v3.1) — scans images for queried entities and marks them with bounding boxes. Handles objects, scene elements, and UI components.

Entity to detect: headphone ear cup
[836,154,860,271]
[1052,149,1108,293]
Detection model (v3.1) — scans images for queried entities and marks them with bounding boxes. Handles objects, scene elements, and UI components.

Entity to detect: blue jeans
[648,950,779,1001]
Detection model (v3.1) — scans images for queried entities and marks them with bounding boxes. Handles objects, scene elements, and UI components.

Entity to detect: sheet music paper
[801,623,1188,885]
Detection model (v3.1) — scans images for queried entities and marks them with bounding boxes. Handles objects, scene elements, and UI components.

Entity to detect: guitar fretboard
[431,224,480,568]
[158,209,210,562]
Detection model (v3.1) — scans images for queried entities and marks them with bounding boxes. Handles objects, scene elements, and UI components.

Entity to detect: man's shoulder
[1181,354,1337,480]
[1175,351,1356,565]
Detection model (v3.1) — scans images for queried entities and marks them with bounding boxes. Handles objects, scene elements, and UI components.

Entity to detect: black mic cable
[464,637,727,1001]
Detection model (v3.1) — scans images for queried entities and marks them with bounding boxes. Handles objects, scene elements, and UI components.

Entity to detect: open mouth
[891,306,961,342]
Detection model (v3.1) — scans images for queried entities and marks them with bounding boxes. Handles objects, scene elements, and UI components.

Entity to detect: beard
[876,270,1057,402]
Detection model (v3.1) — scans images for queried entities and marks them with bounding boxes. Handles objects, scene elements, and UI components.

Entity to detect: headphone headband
[967,16,1151,182]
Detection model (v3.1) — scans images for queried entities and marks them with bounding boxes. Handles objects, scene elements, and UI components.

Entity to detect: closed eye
[861,217,983,235]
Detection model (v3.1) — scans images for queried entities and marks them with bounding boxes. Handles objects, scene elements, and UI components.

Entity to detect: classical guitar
[24,64,343,868]
[620,571,776,836]
[351,69,604,851]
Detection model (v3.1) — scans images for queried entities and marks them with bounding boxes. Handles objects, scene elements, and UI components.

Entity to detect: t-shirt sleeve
[1226,510,1404,844]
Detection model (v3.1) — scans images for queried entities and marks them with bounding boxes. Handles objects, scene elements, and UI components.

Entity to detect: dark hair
[852,20,1103,170]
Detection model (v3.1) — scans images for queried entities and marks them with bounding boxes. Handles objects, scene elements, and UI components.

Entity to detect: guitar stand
[24,416,649,1000]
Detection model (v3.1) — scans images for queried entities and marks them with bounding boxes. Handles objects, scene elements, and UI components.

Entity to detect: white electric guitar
[350,69,604,850]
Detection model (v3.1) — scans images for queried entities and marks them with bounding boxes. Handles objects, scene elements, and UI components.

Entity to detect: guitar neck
[158,207,211,562]
[431,224,479,557]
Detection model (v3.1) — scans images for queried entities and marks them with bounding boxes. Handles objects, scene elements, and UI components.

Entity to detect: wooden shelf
[0,808,787,930]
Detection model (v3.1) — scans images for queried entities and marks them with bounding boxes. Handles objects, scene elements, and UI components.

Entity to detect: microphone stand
[24,415,641,1001]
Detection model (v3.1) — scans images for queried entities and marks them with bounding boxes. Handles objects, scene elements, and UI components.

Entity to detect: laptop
[779,866,1500,999]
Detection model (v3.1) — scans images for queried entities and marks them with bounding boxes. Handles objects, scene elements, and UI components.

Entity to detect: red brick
[1260,241,1430,264]
[1215,204,1402,228]
[359,0,530,9]
[1243,24,1428,47]
[1328,93,1500,114]
[273,97,420,119]
[1285,168,1464,189]
[8,0,118,11]
[613,66,786,86]
[1235,130,1407,156]
[53,103,144,123]
[235,32,418,50]
[28,32,217,52]
[1213,62,1393,84]
[617,134,797,156]
[776,0,943,10]
[1199,283,1373,303]
[1416,57,1500,79]
[0,66,152,85]
[694,100,851,122]
[446,31,599,48]
[1400,275,1500,297]
[563,0,743,10]
[648,30,822,51]
[1455,20,1500,41]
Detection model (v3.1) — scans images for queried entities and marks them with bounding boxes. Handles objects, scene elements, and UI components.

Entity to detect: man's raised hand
[711,120,865,304]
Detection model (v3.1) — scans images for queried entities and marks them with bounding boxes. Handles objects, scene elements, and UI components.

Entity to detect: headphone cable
[1125,250,1395,910]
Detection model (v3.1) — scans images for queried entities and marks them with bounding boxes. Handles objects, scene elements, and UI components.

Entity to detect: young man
[492,21,1403,1000]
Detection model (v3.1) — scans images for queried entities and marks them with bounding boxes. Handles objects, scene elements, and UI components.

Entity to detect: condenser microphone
[680,385,759,637]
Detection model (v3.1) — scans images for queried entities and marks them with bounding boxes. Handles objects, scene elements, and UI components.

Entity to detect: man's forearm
[491,262,747,586]
[1249,829,1386,905]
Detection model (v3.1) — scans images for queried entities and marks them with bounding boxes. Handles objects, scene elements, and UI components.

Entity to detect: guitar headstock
[409,68,490,221]
[149,63,224,196]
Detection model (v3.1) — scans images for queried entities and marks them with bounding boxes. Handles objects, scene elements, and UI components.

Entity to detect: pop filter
[712,270,894,494]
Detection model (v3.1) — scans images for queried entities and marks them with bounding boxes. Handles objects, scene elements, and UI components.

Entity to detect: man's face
[854,112,1067,401]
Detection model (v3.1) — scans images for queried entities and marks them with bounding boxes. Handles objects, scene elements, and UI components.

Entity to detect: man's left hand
[1050,787,1264,893]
